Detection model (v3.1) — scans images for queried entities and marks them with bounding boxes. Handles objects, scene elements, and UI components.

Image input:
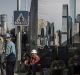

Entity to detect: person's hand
[30,62,35,65]
[24,60,28,65]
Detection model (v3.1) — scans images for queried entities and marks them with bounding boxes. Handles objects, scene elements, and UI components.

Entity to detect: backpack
[6,52,16,61]
[6,46,16,62]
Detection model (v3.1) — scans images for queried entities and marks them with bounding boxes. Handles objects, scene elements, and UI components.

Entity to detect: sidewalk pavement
[0,70,26,75]
[0,72,40,75]
[14,73,26,75]
[0,70,40,75]
[14,72,40,75]
[0,73,26,75]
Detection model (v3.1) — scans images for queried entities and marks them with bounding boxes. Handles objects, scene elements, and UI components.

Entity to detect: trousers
[6,61,15,75]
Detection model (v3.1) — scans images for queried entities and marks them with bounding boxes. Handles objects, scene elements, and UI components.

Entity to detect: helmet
[4,33,11,38]
[31,49,37,53]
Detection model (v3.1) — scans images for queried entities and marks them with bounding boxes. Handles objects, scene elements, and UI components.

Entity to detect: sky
[0,0,80,30]
[0,0,31,29]
[0,0,16,28]
[38,0,80,31]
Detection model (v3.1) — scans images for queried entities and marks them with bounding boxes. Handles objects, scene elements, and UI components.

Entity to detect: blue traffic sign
[14,11,29,25]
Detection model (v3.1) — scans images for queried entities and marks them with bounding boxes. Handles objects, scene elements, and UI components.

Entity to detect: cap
[31,49,37,53]
[4,33,11,38]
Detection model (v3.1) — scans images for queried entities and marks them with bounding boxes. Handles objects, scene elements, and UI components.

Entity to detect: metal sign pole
[16,0,21,72]
[17,26,21,61]
[15,0,29,72]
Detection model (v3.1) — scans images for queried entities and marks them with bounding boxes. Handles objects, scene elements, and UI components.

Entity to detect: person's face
[31,53,37,57]
[5,37,11,42]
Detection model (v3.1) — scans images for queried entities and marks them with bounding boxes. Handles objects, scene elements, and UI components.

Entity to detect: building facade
[37,19,55,47]
[37,19,48,47]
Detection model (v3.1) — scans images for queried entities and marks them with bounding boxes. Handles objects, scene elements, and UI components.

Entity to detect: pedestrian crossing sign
[14,11,29,25]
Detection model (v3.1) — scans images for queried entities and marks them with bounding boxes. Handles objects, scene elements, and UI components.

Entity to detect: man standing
[0,36,6,75]
[4,33,16,75]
